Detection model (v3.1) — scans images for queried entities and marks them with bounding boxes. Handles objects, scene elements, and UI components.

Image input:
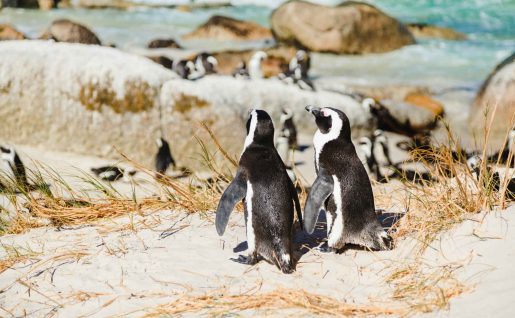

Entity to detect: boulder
[147,38,181,49]
[0,24,26,41]
[40,19,101,45]
[37,0,57,9]
[271,1,415,54]
[469,52,515,142]
[406,23,467,41]
[183,15,273,41]
[0,41,175,166]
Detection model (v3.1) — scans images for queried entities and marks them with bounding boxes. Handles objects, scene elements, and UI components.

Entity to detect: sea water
[1,0,513,90]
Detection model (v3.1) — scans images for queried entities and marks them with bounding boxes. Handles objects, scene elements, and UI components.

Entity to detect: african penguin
[232,61,249,79]
[356,136,381,180]
[279,108,298,149]
[195,52,218,76]
[0,146,30,190]
[275,129,297,184]
[215,109,302,273]
[248,51,267,79]
[487,126,515,167]
[289,50,310,79]
[172,59,195,80]
[155,137,176,175]
[304,106,391,252]
[468,155,515,200]
[91,166,136,182]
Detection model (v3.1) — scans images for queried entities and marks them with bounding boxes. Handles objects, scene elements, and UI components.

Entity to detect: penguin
[248,51,267,79]
[356,136,381,180]
[304,106,391,252]
[275,128,297,184]
[278,50,315,91]
[215,109,302,273]
[373,130,394,168]
[289,50,310,79]
[195,52,218,75]
[468,155,515,200]
[0,145,30,191]
[155,137,176,175]
[232,61,249,79]
[487,126,515,167]
[362,98,418,137]
[279,108,298,149]
[172,59,195,80]
[91,166,136,182]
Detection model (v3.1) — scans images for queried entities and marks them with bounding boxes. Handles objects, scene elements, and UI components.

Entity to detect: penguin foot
[315,242,337,253]
[230,255,258,265]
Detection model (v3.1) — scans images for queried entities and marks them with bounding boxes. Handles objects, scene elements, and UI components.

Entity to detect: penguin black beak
[305,105,321,117]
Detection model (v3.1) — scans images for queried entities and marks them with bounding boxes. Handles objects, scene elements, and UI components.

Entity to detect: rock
[40,19,101,45]
[147,55,173,69]
[147,38,181,49]
[404,93,444,117]
[271,1,415,54]
[0,24,27,41]
[469,52,515,143]
[0,40,175,166]
[210,46,296,77]
[183,15,273,41]
[160,76,373,163]
[37,0,57,9]
[406,23,467,41]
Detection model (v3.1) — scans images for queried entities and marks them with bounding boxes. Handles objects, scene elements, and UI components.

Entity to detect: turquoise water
[1,0,513,88]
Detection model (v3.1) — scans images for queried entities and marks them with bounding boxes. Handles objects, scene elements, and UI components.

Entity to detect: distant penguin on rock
[248,51,267,79]
[215,109,302,273]
[91,166,136,182]
[195,52,218,75]
[304,106,392,252]
[155,137,176,176]
[232,61,249,79]
[173,59,195,80]
[0,145,30,191]
[279,50,315,90]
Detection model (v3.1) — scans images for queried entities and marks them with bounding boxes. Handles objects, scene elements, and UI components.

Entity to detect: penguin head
[362,97,381,113]
[155,138,163,148]
[305,106,351,141]
[280,108,293,123]
[206,56,218,67]
[251,51,267,62]
[295,50,307,61]
[244,109,274,148]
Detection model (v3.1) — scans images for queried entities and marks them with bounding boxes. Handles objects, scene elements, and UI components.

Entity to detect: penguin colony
[2,46,514,274]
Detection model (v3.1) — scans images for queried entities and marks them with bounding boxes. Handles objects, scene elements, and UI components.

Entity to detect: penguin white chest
[328,175,344,247]
[245,181,256,254]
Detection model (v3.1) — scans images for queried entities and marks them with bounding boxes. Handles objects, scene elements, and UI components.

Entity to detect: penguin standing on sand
[248,51,267,79]
[304,106,391,252]
[0,146,30,190]
[215,109,302,273]
[155,137,176,175]
[279,108,298,149]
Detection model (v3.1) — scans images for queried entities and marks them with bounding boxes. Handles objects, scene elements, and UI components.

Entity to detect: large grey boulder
[469,52,515,142]
[40,19,102,45]
[271,1,415,54]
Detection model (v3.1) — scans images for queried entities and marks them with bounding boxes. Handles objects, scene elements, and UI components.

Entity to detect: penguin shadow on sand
[293,209,404,258]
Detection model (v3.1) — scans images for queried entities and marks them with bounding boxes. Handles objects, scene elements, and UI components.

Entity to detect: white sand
[1,141,515,317]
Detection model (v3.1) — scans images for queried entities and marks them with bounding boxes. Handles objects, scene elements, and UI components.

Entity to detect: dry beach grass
[1,118,514,317]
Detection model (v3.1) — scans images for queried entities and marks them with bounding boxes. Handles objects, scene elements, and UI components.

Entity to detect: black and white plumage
[91,166,136,182]
[468,155,515,200]
[194,52,218,76]
[304,106,391,252]
[0,145,30,191]
[155,137,176,175]
[362,98,419,137]
[487,127,515,167]
[279,108,298,149]
[215,109,302,273]
[278,50,315,90]
[172,59,195,80]
[232,61,249,79]
[248,51,267,79]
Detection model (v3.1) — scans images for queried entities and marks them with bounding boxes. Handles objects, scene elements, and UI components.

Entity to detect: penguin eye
[321,109,331,117]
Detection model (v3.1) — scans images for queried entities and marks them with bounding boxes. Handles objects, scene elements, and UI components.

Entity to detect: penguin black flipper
[215,169,247,236]
[304,168,334,234]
